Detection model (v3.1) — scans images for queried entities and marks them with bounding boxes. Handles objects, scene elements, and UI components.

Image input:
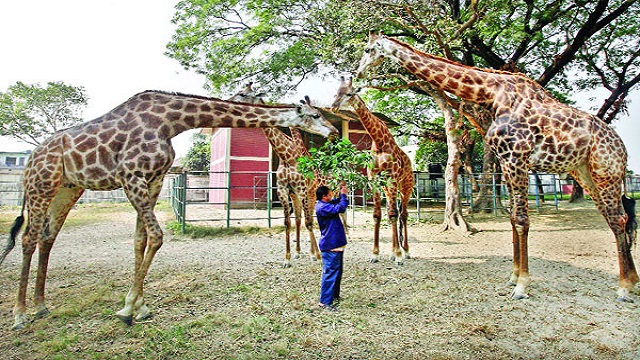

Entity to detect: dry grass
[0,202,640,359]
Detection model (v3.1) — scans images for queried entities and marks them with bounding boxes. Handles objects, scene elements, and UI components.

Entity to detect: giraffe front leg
[303,193,320,261]
[116,180,164,325]
[509,192,531,300]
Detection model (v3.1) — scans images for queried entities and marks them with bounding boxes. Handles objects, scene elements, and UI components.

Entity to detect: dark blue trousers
[320,251,343,306]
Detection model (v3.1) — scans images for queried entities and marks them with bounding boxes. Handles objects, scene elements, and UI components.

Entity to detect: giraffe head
[356,30,387,79]
[230,84,338,139]
[330,76,359,112]
[228,82,267,104]
[293,96,339,139]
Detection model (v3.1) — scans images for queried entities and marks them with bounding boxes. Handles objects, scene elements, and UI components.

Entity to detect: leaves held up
[296,138,391,194]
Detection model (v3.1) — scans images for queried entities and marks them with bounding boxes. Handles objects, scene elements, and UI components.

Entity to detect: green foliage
[182,133,211,172]
[0,81,88,145]
[415,142,448,172]
[296,138,390,193]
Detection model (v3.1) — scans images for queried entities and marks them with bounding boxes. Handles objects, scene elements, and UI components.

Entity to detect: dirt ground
[1,202,640,359]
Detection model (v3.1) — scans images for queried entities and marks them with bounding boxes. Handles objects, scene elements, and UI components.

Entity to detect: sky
[0,0,638,172]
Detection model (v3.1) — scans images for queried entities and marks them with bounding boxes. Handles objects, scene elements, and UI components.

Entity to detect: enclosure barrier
[167,171,640,233]
[1,172,637,233]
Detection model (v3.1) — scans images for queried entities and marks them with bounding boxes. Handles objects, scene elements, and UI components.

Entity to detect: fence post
[267,171,272,228]
[226,170,231,228]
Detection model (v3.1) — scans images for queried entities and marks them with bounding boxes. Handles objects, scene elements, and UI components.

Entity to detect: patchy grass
[166,221,286,239]
[1,202,640,359]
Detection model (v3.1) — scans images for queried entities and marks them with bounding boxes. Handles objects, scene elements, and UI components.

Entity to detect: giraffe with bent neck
[0,90,338,329]
[357,30,637,301]
[331,76,414,265]
[229,83,323,267]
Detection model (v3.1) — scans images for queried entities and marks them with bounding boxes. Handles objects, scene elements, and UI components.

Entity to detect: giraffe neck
[380,37,505,105]
[263,128,306,165]
[348,95,393,148]
[127,91,303,139]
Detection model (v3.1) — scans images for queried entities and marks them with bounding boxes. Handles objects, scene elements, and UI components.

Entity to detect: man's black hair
[316,186,330,201]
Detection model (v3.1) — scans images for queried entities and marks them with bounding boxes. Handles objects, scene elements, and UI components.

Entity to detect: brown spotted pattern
[7,90,338,329]
[331,76,415,265]
[227,83,321,267]
[356,31,637,300]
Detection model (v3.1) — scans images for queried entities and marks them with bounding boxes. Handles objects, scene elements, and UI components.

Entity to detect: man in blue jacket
[315,182,349,311]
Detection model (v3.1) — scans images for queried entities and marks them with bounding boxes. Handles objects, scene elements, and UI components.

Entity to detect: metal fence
[168,171,640,232]
[2,171,638,233]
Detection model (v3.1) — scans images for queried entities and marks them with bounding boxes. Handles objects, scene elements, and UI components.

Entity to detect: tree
[182,133,211,172]
[0,81,88,146]
[167,0,640,227]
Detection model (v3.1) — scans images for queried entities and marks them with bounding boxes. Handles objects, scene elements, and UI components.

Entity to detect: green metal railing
[169,171,640,233]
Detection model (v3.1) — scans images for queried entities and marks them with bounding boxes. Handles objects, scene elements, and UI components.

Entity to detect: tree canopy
[0,81,88,146]
[167,0,639,124]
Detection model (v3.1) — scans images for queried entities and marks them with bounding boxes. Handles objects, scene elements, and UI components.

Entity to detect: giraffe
[331,76,414,265]
[0,90,338,330]
[228,83,322,267]
[356,30,637,301]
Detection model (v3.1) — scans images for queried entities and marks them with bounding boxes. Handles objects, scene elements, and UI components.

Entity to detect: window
[5,157,16,166]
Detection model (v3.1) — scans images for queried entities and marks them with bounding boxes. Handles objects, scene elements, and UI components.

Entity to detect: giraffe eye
[311,114,321,119]
[364,48,371,53]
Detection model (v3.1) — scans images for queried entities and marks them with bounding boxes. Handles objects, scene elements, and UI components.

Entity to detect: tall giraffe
[228,83,322,267]
[356,30,637,301]
[0,90,338,329]
[331,76,414,265]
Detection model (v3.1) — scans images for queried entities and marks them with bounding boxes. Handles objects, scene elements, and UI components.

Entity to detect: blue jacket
[315,194,349,251]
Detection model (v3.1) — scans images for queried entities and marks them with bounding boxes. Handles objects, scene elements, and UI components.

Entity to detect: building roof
[317,108,400,127]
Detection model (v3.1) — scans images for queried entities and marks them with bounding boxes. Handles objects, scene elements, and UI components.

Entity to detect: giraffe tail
[0,199,26,265]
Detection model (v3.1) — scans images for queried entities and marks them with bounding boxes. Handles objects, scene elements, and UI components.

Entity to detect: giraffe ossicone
[357,30,637,301]
[0,90,338,330]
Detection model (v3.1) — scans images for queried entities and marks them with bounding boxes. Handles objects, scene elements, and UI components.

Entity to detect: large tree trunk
[431,92,473,234]
[569,180,585,203]
[470,143,507,214]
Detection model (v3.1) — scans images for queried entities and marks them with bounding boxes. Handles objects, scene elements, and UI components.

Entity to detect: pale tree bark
[428,89,474,234]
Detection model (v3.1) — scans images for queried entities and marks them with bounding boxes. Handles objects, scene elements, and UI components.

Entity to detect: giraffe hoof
[35,307,50,319]
[12,314,29,330]
[616,288,634,303]
[510,289,529,300]
[136,312,154,321]
[116,314,134,326]
[616,296,634,303]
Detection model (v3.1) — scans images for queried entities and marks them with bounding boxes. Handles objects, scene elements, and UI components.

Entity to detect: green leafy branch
[296,138,391,194]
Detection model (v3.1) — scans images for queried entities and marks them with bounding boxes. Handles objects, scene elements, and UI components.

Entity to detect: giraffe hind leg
[33,185,85,320]
[573,168,638,301]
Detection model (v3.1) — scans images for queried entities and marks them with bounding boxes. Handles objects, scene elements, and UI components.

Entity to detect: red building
[207,109,397,208]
